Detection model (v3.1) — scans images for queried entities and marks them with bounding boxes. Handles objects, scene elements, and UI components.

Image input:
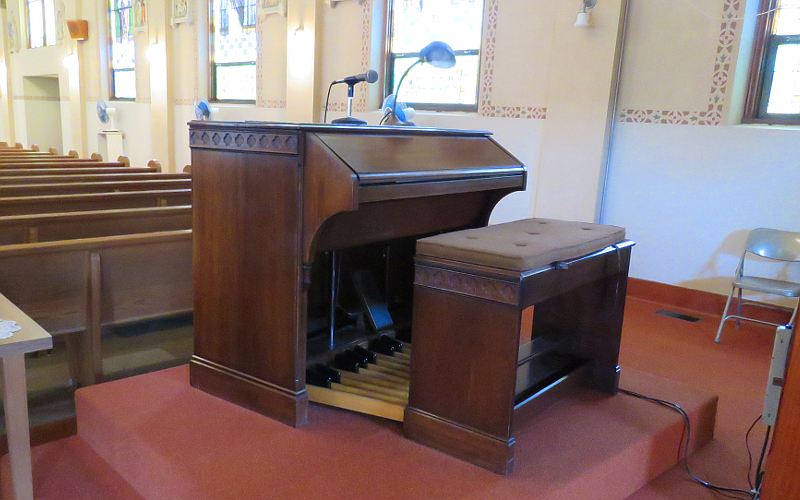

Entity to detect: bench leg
[534,267,629,394]
[404,286,520,474]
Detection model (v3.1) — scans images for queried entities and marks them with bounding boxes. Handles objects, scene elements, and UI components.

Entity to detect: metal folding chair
[715,228,800,343]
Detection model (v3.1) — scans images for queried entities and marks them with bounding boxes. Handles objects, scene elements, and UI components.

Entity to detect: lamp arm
[391,58,422,121]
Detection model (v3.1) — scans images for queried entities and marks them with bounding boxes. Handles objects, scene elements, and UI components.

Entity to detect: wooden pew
[0,179,192,196]
[0,172,190,185]
[0,230,192,385]
[0,206,192,244]
[0,155,77,161]
[0,189,192,215]
[0,167,160,177]
[0,143,32,151]
[0,152,95,161]
[0,161,126,169]
[0,151,57,157]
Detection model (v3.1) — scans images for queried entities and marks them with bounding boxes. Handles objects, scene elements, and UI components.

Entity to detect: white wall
[85,101,152,166]
[603,123,800,305]
[22,76,63,152]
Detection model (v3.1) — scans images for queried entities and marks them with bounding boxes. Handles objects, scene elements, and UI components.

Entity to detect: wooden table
[0,293,52,500]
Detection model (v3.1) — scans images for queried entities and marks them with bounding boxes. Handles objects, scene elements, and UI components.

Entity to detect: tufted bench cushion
[416,218,626,271]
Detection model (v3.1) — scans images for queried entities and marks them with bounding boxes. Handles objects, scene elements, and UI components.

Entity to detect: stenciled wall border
[618,0,741,125]
[327,0,372,114]
[478,0,547,119]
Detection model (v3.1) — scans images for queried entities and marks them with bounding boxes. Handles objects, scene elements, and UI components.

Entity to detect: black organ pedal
[317,365,341,383]
[334,352,361,373]
[348,349,370,368]
[306,366,333,388]
[353,345,377,364]
[382,335,404,353]
[370,336,399,356]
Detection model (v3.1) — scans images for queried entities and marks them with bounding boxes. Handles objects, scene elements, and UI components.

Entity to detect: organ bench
[405,218,633,473]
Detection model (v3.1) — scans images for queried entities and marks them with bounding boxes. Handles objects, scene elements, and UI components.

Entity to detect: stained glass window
[746,0,800,122]
[108,0,136,100]
[210,0,258,102]
[387,0,484,110]
[27,0,57,48]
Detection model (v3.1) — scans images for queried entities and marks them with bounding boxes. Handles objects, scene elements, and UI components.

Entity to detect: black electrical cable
[744,415,761,490]
[620,389,756,499]
[754,424,772,492]
[323,81,335,124]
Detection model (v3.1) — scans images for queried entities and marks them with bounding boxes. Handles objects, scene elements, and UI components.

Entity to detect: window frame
[208,0,258,104]
[743,0,800,125]
[107,0,137,102]
[384,0,485,113]
[25,0,54,49]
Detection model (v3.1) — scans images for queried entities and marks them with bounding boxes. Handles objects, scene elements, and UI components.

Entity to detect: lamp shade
[419,41,457,69]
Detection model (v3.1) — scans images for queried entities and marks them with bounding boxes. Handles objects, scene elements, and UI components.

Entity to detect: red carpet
[2,362,715,500]
[3,297,775,499]
[622,297,773,498]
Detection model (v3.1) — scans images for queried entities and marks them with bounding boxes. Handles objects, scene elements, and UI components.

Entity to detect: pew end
[118,156,131,167]
[182,165,191,174]
[15,143,24,149]
[148,160,162,172]
[48,148,59,155]
[90,153,103,161]
[68,150,79,158]
[31,144,40,152]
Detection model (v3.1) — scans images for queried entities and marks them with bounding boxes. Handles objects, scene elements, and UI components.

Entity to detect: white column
[147,0,175,171]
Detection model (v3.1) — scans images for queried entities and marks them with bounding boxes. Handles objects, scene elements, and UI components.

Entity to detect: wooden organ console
[188,121,526,427]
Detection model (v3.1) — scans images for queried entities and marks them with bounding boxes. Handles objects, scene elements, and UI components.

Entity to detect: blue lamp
[387,41,457,125]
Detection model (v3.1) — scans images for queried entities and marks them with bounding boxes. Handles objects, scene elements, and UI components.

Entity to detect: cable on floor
[620,388,762,499]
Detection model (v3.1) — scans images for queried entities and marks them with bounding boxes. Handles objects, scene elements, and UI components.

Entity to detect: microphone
[325,69,379,126]
[334,70,379,86]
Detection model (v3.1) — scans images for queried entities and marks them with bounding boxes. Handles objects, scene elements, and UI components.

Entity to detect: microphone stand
[332,83,367,125]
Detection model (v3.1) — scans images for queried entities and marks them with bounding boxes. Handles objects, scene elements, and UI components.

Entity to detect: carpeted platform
[2,362,717,500]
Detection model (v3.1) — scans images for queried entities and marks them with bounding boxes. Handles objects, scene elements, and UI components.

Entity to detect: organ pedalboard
[306,335,411,421]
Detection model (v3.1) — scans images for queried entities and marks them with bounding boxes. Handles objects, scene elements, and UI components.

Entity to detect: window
[26,0,57,48]
[745,0,800,123]
[210,0,258,102]
[386,0,484,111]
[108,0,137,100]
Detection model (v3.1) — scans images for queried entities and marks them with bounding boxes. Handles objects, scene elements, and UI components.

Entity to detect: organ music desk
[188,121,526,426]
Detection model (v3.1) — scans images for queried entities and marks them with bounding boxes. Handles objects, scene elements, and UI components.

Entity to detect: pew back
[0,162,125,169]
[0,189,192,215]
[0,230,192,384]
[0,173,190,185]
[0,167,158,176]
[0,179,192,196]
[0,206,192,244]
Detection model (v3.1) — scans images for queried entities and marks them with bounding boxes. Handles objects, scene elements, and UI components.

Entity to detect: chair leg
[715,286,736,343]
[735,288,743,328]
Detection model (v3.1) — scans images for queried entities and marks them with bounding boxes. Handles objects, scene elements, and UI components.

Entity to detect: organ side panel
[189,134,308,427]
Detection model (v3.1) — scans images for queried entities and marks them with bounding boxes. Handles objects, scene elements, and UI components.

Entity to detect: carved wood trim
[189,129,300,155]
[415,265,520,305]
